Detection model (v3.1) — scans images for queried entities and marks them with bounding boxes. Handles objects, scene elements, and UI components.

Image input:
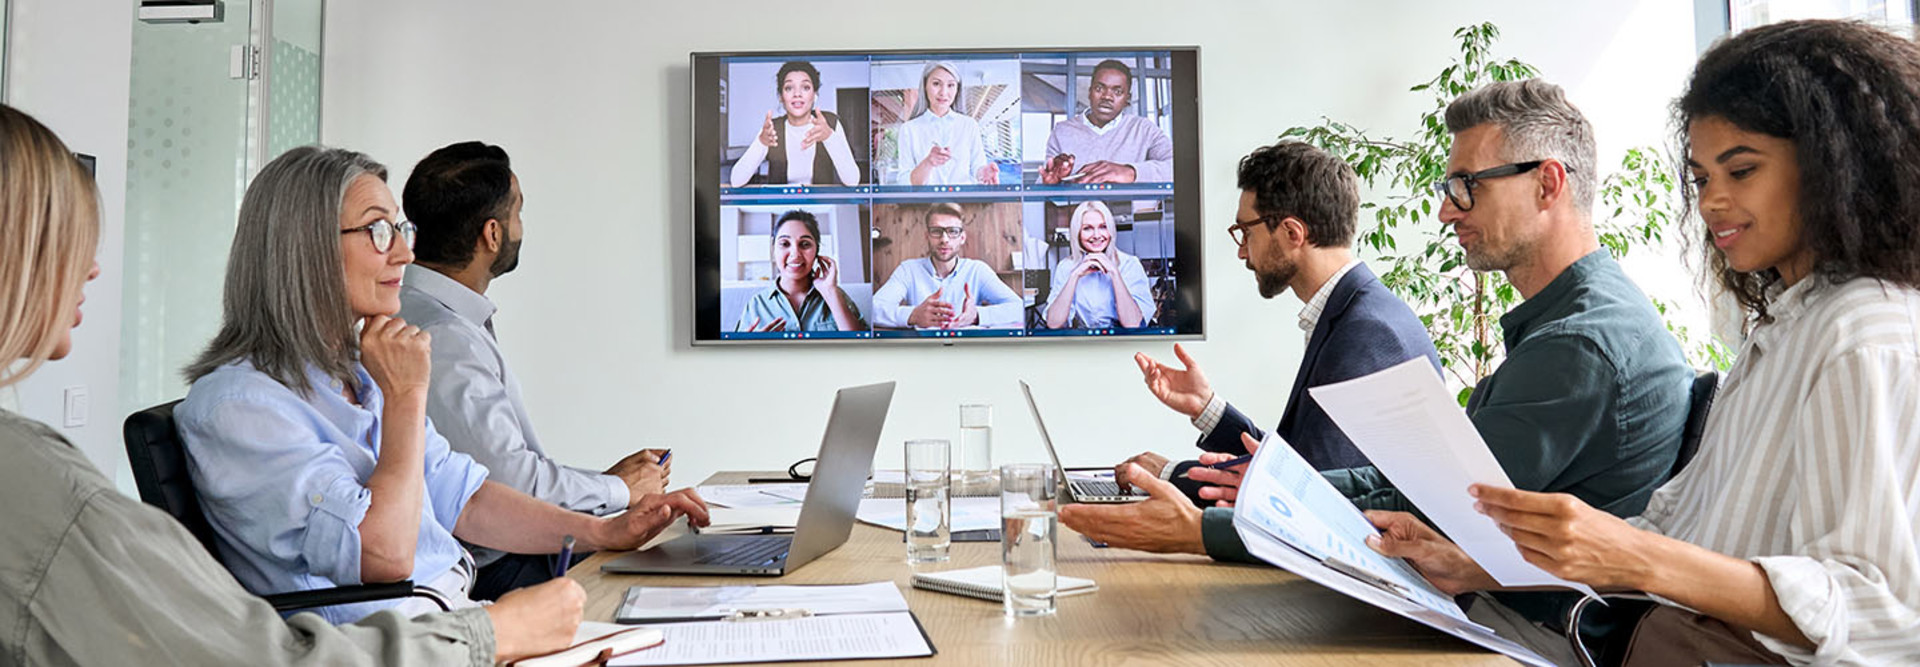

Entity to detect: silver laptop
[600,381,895,576]
[1020,380,1146,504]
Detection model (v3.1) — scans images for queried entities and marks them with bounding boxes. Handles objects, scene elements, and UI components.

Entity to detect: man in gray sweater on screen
[1039,59,1175,184]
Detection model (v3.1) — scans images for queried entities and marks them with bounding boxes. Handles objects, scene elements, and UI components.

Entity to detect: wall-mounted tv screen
[692,47,1202,344]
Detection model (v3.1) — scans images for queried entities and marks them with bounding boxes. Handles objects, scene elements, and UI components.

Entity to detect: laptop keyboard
[695,536,791,566]
[1072,479,1127,497]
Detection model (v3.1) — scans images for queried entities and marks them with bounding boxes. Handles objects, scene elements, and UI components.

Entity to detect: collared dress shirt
[891,109,991,185]
[1625,275,1920,665]
[871,257,1023,329]
[0,409,494,665]
[735,283,867,332]
[177,360,491,625]
[398,266,630,568]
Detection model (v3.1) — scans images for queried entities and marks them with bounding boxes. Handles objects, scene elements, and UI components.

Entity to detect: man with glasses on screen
[1063,80,1690,647]
[871,202,1023,329]
[1038,59,1174,184]
[396,141,685,600]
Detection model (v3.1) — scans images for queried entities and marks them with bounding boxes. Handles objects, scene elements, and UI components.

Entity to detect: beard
[1253,251,1297,299]
[489,237,522,277]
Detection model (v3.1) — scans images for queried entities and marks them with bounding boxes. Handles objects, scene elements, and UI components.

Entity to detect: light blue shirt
[397,266,628,569]
[871,257,1023,329]
[1046,253,1157,328]
[176,360,490,625]
[734,284,866,332]
[892,110,990,185]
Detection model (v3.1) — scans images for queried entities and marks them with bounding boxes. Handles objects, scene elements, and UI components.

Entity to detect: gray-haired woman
[0,105,585,664]
[174,145,708,627]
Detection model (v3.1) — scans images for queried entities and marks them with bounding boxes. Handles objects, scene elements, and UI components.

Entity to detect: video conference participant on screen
[1044,200,1155,328]
[1039,59,1173,185]
[872,203,1022,329]
[735,209,868,332]
[729,61,862,188]
[892,62,996,186]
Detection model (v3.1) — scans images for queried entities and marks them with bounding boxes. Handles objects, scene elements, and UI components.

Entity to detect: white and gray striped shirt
[1630,275,1920,665]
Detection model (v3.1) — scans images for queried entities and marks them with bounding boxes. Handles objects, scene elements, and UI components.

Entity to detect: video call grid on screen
[693,47,1202,344]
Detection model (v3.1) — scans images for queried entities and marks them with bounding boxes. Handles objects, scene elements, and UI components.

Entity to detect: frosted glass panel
[268,0,322,158]
[120,7,254,413]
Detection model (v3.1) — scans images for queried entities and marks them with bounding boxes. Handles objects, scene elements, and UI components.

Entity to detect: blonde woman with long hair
[0,104,590,665]
[1044,200,1154,328]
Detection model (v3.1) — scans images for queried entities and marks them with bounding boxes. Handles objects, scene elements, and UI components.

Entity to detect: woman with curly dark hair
[1366,20,1920,666]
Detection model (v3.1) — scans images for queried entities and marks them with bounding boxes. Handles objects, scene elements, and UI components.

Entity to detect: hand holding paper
[1307,357,1602,599]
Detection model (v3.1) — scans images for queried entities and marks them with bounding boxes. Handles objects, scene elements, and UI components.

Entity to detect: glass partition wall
[119,0,324,416]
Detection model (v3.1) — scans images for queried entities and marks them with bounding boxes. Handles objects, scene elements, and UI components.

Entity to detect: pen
[1176,454,1254,479]
[554,535,575,578]
[657,450,671,466]
[1324,557,1409,597]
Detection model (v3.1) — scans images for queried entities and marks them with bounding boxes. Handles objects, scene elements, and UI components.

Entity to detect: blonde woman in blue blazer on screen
[728,61,861,187]
[735,209,867,332]
[893,61,997,186]
[1045,200,1154,328]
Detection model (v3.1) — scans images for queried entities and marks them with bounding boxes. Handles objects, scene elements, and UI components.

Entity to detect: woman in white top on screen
[892,61,996,186]
[1366,20,1920,666]
[1044,201,1154,329]
[728,61,861,187]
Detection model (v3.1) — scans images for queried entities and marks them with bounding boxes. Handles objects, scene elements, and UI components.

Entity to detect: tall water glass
[904,439,951,563]
[1000,463,1058,617]
[957,403,994,493]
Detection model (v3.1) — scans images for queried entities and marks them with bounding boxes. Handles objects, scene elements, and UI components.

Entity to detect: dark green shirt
[1203,251,1692,589]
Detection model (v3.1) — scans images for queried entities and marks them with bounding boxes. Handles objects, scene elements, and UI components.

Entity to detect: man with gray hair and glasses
[1168,80,1693,659]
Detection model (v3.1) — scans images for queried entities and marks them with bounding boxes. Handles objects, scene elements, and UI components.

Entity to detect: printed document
[607,611,933,665]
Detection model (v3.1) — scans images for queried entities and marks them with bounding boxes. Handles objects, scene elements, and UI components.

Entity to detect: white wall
[5,0,133,481]
[320,0,1699,490]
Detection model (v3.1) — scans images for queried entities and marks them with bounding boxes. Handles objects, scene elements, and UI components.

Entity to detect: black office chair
[1563,369,1721,667]
[124,400,450,613]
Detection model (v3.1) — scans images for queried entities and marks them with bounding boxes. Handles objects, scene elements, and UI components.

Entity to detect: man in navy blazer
[1112,141,1440,506]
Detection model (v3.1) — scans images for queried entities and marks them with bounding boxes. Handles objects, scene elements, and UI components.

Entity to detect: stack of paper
[608,582,934,665]
[697,507,799,535]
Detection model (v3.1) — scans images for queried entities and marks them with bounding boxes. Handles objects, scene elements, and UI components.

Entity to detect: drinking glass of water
[1000,463,1058,617]
[904,439,951,563]
[957,403,994,493]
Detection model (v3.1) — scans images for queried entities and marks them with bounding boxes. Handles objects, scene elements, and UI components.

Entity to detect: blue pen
[1176,454,1254,480]
[554,535,575,578]
[657,450,672,466]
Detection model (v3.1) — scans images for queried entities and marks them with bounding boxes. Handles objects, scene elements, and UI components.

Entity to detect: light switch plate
[63,386,88,428]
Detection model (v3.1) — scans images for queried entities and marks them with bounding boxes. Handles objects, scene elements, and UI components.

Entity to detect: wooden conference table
[570,472,1514,666]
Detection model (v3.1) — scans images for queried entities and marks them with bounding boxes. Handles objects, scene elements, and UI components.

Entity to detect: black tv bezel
[691,46,1204,346]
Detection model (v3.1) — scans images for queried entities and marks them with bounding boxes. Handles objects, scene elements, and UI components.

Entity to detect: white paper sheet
[607,611,933,665]
[617,581,909,623]
[699,507,800,534]
[695,484,807,509]
[1307,357,1602,599]
[1234,433,1554,667]
[854,496,1000,533]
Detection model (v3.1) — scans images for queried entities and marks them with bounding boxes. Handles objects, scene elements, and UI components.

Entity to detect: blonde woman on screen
[1044,200,1154,328]
[728,60,861,187]
[893,61,997,186]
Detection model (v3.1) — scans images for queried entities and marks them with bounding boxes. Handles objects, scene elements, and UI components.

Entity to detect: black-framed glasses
[925,225,965,240]
[1226,215,1280,247]
[1429,160,1565,212]
[340,219,417,254]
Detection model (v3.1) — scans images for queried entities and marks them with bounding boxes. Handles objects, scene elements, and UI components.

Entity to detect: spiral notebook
[910,566,1097,602]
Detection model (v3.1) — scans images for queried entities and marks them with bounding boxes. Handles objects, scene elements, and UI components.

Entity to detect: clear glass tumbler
[957,403,994,493]
[1000,463,1058,617]
[904,439,951,563]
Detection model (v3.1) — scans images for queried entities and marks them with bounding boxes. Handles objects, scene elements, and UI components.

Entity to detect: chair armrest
[264,581,452,613]
[1566,592,1660,667]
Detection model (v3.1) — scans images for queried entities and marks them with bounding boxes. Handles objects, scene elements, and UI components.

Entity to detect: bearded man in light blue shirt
[396,142,673,600]
[871,203,1024,329]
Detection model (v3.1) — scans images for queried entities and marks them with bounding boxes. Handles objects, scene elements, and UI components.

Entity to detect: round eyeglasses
[340,219,417,254]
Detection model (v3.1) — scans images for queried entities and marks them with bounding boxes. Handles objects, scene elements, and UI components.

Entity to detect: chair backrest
[123,400,222,559]
[1669,370,1720,480]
